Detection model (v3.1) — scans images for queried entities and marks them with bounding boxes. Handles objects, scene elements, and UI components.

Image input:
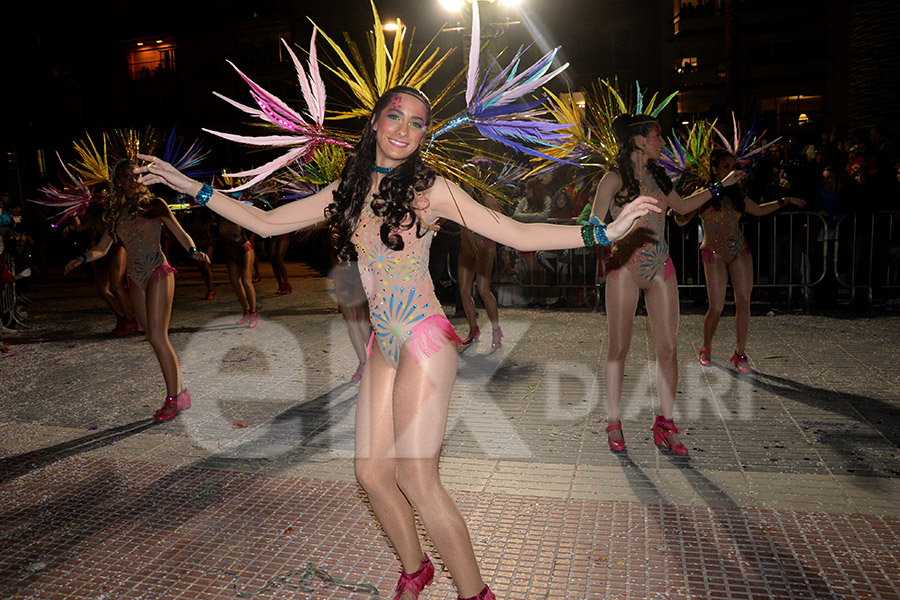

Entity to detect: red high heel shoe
[459,585,495,600]
[652,415,688,456]
[461,325,480,345]
[605,423,625,452]
[699,347,711,366]
[237,309,251,325]
[247,311,259,328]
[491,326,503,349]
[393,554,434,600]
[155,389,192,422]
[275,282,293,295]
[730,351,753,373]
[203,288,216,300]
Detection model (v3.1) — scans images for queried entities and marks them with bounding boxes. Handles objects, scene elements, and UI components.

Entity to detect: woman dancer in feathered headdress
[137,85,658,600]
[592,112,744,457]
[136,3,659,595]
[670,122,804,373]
[64,160,211,422]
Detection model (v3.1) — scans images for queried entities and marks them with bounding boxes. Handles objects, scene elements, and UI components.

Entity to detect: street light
[440,0,523,11]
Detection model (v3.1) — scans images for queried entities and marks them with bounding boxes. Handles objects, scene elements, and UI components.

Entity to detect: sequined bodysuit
[606,177,675,286]
[353,194,460,368]
[116,213,175,289]
[698,193,749,264]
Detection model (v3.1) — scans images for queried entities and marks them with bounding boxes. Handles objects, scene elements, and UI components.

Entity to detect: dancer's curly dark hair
[708,149,746,212]
[325,86,436,261]
[102,160,165,239]
[610,114,673,206]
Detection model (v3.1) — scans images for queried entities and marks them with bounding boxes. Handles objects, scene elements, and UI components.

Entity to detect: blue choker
[373,164,395,174]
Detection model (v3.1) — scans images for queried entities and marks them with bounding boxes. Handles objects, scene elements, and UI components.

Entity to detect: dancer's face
[637,125,664,160]
[116,164,143,197]
[714,155,736,182]
[372,93,429,168]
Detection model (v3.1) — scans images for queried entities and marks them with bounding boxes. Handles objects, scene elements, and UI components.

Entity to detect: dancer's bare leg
[458,245,477,330]
[227,259,250,312]
[702,259,729,351]
[475,246,499,329]
[356,341,485,598]
[130,272,182,399]
[242,249,257,313]
[643,274,680,428]
[728,250,754,355]
[108,245,133,319]
[604,269,640,444]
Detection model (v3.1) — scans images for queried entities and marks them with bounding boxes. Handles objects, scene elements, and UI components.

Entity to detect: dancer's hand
[191,250,211,264]
[722,170,745,187]
[135,154,203,197]
[63,256,84,275]
[784,196,806,208]
[605,195,661,243]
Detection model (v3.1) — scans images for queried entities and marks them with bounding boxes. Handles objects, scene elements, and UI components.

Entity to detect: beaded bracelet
[195,184,214,207]
[188,246,198,256]
[80,252,89,265]
[708,181,724,199]
[590,216,610,246]
[580,217,610,247]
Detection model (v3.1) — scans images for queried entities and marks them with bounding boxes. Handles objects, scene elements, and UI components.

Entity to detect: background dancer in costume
[457,162,502,348]
[137,86,658,600]
[675,150,805,372]
[592,114,744,456]
[67,199,138,336]
[219,217,259,327]
[64,160,210,422]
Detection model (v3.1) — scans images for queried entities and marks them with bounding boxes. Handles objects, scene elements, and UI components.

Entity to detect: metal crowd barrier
[493,211,899,309]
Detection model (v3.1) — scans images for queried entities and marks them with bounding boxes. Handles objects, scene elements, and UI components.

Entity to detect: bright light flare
[439,0,465,11]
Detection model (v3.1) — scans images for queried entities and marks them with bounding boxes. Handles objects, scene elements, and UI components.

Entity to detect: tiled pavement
[1,263,899,599]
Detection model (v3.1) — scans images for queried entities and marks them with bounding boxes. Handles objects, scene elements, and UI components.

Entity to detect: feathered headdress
[426,0,572,163]
[36,127,213,223]
[312,0,458,120]
[202,29,354,192]
[714,113,780,165]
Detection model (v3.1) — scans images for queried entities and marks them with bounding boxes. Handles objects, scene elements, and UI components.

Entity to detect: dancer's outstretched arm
[136,154,334,237]
[668,170,745,214]
[154,199,212,264]
[64,232,114,275]
[430,177,659,251]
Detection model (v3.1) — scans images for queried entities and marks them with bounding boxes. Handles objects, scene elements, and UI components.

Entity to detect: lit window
[126,36,177,80]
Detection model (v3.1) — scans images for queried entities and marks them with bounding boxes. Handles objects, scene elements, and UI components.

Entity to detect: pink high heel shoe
[247,311,259,328]
[393,554,434,600]
[351,361,366,381]
[237,309,251,325]
[652,415,688,456]
[605,423,625,452]
[491,326,503,349]
[155,389,192,422]
[459,585,496,600]
[461,325,480,345]
[730,351,753,373]
[699,347,711,366]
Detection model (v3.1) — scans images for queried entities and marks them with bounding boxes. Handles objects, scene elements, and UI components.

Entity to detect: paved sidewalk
[1,264,899,599]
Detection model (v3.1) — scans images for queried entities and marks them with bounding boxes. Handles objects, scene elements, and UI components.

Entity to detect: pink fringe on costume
[366,314,463,364]
[152,263,178,283]
[409,314,463,361]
